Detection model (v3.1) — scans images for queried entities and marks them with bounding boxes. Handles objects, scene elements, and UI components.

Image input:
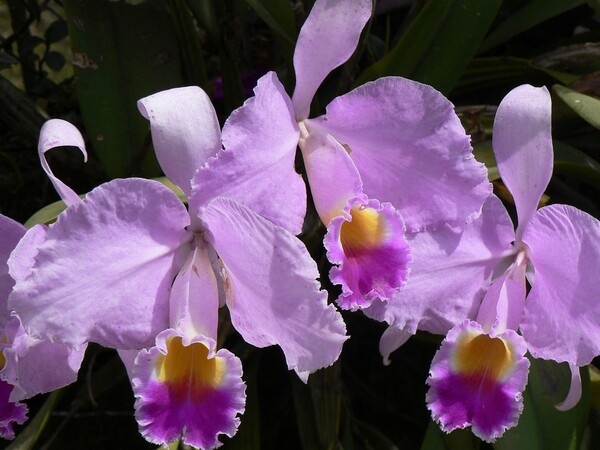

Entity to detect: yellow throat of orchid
[155,336,225,399]
[340,206,386,254]
[453,333,514,383]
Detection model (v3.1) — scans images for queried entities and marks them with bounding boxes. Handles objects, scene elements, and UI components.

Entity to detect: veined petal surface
[138,87,221,197]
[308,77,491,231]
[133,329,245,449]
[38,119,87,207]
[520,204,600,365]
[9,178,192,350]
[292,0,371,120]
[1,317,85,402]
[201,197,347,377]
[366,195,515,336]
[493,85,552,241]
[191,72,304,234]
[426,320,530,443]
[324,198,410,310]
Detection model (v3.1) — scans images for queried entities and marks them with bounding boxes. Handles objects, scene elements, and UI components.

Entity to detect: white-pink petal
[38,119,87,207]
[201,197,347,376]
[308,77,491,231]
[292,0,372,120]
[493,85,553,241]
[138,86,221,197]
[9,178,192,350]
[520,204,600,366]
[191,72,305,234]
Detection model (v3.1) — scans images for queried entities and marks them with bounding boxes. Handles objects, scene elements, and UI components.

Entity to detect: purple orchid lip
[132,329,246,448]
[324,198,411,311]
[426,320,530,443]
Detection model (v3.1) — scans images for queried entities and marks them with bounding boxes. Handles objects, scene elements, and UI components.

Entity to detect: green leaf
[553,141,600,190]
[493,358,590,450]
[454,57,576,100]
[63,0,185,178]
[6,390,62,450]
[24,198,70,228]
[356,0,502,94]
[553,84,600,130]
[479,0,586,54]
[246,0,296,45]
[473,141,499,182]
[349,418,400,450]
[420,420,480,450]
[291,373,322,449]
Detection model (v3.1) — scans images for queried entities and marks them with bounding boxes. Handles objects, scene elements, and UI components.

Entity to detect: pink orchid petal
[133,329,245,448]
[307,77,491,231]
[138,87,221,197]
[292,0,372,120]
[0,380,27,440]
[191,72,305,234]
[0,215,25,314]
[301,129,363,224]
[379,326,413,366]
[555,364,582,411]
[426,320,530,443]
[493,85,552,241]
[169,244,220,343]
[9,178,192,350]
[201,197,347,376]
[520,204,600,366]
[366,195,515,336]
[2,317,85,402]
[324,198,410,310]
[38,119,87,207]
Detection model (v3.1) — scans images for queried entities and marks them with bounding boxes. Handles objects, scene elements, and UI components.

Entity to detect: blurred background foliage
[1,0,600,448]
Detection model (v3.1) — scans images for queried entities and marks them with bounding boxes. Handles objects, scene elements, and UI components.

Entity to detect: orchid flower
[10,88,346,447]
[371,85,600,442]
[194,0,491,310]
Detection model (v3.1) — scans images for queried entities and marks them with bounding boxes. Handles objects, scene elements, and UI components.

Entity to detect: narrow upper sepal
[292,0,372,120]
[493,85,552,241]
